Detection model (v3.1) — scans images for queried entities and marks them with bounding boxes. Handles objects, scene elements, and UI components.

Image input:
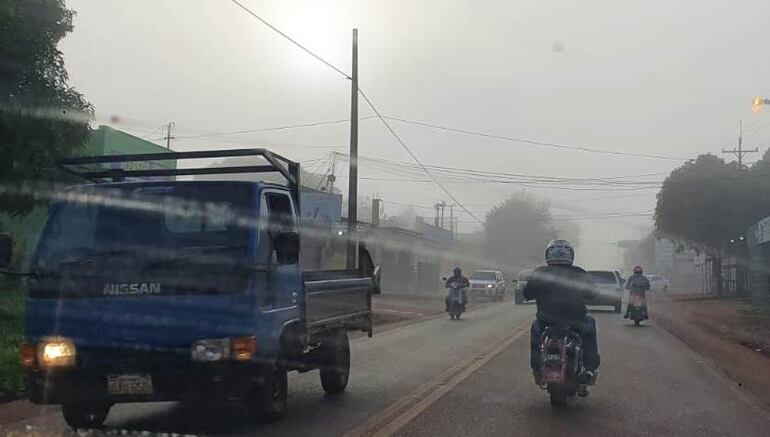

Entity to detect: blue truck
[0,149,380,429]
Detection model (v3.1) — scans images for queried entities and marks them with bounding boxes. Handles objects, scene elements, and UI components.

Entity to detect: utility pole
[434,203,440,227]
[722,120,758,169]
[371,198,381,227]
[165,122,175,149]
[439,201,447,229]
[346,28,359,269]
[449,204,454,237]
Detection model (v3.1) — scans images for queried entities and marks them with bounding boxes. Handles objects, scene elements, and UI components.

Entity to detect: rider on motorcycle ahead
[524,239,601,389]
[445,266,470,312]
[625,265,650,319]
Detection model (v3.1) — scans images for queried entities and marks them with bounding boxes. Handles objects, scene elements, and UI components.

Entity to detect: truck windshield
[471,271,496,281]
[29,182,255,298]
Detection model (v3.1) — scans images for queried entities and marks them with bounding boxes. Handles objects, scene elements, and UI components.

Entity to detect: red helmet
[633,265,643,274]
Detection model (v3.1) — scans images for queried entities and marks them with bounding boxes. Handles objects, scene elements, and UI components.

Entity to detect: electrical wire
[175,116,379,140]
[229,0,351,80]
[383,115,688,161]
[357,88,484,224]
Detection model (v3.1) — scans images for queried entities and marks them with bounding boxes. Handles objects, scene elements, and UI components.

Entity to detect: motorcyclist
[625,265,650,319]
[445,266,470,312]
[523,239,600,393]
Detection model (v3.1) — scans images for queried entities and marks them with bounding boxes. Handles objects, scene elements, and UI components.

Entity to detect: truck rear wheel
[320,329,350,394]
[248,365,287,423]
[61,402,111,429]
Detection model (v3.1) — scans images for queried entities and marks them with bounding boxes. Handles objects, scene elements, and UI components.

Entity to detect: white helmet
[545,239,574,266]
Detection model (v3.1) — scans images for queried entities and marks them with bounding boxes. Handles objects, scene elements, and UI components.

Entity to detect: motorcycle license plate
[546,353,561,361]
[107,374,153,395]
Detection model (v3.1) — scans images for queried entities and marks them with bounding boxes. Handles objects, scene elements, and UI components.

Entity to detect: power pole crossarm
[722,119,758,169]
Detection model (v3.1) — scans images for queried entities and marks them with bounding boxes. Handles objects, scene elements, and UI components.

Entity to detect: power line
[383,115,689,161]
[175,116,379,140]
[229,0,351,80]
[357,88,484,224]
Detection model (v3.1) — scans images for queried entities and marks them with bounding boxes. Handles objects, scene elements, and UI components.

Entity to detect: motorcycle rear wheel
[549,387,569,407]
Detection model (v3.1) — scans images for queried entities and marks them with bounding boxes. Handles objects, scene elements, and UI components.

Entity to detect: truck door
[260,190,302,310]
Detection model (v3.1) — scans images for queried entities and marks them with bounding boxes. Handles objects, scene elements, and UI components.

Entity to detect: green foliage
[655,154,769,254]
[0,286,24,397]
[483,192,558,267]
[0,0,92,216]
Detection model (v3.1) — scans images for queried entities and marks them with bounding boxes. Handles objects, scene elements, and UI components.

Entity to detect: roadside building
[746,216,770,306]
[0,125,176,262]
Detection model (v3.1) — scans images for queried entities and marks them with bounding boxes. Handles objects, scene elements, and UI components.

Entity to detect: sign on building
[755,216,770,244]
[301,191,342,225]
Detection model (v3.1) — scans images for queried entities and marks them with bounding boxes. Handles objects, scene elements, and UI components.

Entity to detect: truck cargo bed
[302,270,373,335]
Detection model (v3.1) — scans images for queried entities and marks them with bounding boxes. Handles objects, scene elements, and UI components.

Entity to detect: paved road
[2,301,527,436]
[5,301,770,436]
[398,307,770,437]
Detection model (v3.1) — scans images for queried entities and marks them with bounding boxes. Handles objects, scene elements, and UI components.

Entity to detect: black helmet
[453,266,462,275]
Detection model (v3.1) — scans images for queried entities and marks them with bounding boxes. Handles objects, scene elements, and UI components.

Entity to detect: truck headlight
[487,284,494,289]
[38,337,76,368]
[191,338,230,362]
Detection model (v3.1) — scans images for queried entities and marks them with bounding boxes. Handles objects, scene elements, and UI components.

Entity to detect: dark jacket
[523,264,597,328]
[445,274,470,288]
[625,273,650,294]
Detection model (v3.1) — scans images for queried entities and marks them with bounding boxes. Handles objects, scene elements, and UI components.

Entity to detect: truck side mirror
[0,233,12,269]
[273,231,299,264]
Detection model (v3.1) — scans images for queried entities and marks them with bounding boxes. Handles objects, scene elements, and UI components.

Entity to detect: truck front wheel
[61,402,111,429]
[320,329,350,394]
[248,365,287,423]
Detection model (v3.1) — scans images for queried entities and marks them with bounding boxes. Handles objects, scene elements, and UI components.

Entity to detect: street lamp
[752,97,770,113]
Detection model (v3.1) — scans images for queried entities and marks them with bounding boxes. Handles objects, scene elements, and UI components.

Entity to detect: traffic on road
[2,1,770,436]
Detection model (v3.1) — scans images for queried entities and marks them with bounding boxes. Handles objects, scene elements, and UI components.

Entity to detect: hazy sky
[59,0,770,269]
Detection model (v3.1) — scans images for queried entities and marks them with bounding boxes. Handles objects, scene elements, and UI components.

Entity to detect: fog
[58,0,770,269]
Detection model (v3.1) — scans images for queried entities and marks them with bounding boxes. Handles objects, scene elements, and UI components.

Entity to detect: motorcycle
[628,292,647,326]
[538,325,585,406]
[445,280,467,320]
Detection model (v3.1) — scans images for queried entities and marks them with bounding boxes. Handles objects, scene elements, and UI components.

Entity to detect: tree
[655,154,756,253]
[655,154,764,294]
[0,0,92,216]
[483,192,559,269]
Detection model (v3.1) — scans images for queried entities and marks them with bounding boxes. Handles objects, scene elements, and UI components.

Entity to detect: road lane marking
[343,321,530,437]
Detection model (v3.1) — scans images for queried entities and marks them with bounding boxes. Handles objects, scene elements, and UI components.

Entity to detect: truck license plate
[107,374,153,395]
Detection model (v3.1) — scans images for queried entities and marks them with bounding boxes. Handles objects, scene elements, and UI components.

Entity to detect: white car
[647,275,670,292]
[469,270,506,302]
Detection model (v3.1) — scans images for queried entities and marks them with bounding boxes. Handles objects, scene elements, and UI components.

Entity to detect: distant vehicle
[587,270,623,313]
[514,269,533,304]
[628,292,647,325]
[648,275,670,292]
[0,150,381,429]
[469,270,506,302]
[446,281,467,320]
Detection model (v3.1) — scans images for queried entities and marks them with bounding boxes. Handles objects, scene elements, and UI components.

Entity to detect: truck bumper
[26,362,271,405]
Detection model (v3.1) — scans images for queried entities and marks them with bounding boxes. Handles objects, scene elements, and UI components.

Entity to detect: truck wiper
[58,248,147,267]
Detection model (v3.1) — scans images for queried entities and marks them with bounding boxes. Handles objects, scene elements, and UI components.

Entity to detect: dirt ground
[652,292,770,408]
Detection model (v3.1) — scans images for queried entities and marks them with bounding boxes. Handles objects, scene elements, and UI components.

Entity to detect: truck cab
[0,149,379,428]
